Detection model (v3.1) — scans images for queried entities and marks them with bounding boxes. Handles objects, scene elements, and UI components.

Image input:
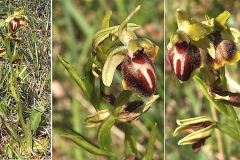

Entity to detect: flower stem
[193,75,228,116]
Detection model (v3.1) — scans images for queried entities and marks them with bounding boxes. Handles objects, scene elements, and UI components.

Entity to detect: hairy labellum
[9,18,20,31]
[207,32,238,69]
[216,40,237,61]
[121,49,157,97]
[167,41,201,81]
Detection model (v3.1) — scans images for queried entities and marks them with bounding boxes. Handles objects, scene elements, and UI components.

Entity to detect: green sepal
[186,22,213,41]
[118,5,140,45]
[92,23,141,52]
[102,46,127,87]
[102,10,112,29]
[176,8,190,30]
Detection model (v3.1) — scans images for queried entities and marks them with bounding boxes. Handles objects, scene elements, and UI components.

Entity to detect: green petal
[214,10,231,31]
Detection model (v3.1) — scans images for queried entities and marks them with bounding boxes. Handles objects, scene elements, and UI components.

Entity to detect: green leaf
[97,115,116,155]
[143,123,157,160]
[30,106,45,134]
[0,19,5,27]
[62,133,113,157]
[114,90,132,115]
[186,22,213,41]
[102,46,126,87]
[102,10,112,29]
[124,124,140,157]
[216,123,240,142]
[214,10,230,31]
[84,58,100,109]
[58,55,87,94]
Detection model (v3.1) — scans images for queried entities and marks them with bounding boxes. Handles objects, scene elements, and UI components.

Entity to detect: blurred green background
[166,0,240,160]
[52,0,164,159]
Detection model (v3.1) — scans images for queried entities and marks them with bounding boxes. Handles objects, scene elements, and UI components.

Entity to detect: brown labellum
[167,41,201,81]
[192,136,210,153]
[121,49,157,97]
[207,32,238,69]
[9,18,20,32]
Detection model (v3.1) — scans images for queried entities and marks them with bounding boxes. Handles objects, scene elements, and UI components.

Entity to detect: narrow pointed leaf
[216,123,240,142]
[97,115,116,154]
[124,124,139,157]
[143,123,157,160]
[62,133,113,156]
[58,55,87,94]
[30,106,45,134]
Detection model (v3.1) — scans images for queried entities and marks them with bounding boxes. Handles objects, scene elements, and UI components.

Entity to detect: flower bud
[9,18,20,31]
[85,109,111,127]
[209,87,240,107]
[173,116,216,153]
[117,101,144,123]
[121,49,157,97]
[167,41,201,81]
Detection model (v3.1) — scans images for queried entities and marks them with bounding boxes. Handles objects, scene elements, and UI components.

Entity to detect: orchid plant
[58,5,160,159]
[0,8,47,158]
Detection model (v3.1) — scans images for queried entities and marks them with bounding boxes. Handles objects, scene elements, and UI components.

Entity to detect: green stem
[216,122,240,142]
[10,63,32,152]
[193,75,228,116]
[7,43,32,152]
[193,74,240,136]
[219,68,240,134]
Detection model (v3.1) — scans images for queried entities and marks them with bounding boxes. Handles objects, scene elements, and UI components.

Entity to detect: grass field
[0,0,51,159]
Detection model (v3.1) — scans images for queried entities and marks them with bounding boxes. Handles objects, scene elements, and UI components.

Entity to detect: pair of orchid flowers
[167,9,240,152]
